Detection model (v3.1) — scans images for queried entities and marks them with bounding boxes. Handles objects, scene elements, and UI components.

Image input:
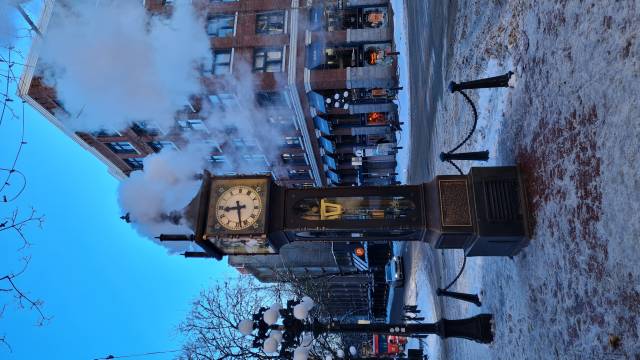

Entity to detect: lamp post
[237,298,494,360]
[440,72,516,172]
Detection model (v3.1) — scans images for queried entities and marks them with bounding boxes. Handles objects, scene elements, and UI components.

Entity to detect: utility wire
[93,348,182,359]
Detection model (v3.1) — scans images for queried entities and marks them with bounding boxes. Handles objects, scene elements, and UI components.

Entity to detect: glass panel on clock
[292,196,416,221]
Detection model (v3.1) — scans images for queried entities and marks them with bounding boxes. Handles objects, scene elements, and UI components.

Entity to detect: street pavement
[399,0,640,359]
[405,0,457,184]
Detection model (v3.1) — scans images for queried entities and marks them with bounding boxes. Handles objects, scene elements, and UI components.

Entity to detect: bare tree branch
[0,207,44,250]
[0,257,51,327]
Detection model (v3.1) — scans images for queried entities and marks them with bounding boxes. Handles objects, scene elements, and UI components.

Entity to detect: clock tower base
[424,166,531,257]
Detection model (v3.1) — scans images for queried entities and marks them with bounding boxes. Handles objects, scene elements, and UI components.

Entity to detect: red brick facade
[23,0,400,187]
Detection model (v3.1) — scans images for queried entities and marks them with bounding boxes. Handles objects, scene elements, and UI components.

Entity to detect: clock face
[215,185,263,231]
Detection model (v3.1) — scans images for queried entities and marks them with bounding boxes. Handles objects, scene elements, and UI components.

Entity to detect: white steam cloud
[117,145,206,250]
[40,0,211,132]
[38,1,294,248]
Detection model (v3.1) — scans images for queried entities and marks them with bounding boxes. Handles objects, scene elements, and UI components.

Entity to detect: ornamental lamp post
[237,298,494,360]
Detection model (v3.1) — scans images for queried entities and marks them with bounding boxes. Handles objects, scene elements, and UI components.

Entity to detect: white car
[385,256,404,287]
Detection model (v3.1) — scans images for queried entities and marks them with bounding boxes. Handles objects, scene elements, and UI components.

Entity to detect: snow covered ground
[403,0,640,359]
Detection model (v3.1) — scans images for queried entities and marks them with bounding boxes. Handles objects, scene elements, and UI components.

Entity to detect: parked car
[385,256,404,287]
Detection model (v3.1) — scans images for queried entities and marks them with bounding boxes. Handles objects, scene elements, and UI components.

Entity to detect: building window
[253,48,283,73]
[209,155,226,163]
[282,136,302,149]
[242,154,269,166]
[207,14,236,37]
[267,114,296,128]
[147,141,176,152]
[203,139,223,153]
[124,158,144,170]
[132,121,160,136]
[177,119,208,132]
[281,153,307,165]
[208,93,237,109]
[106,142,138,154]
[231,138,257,150]
[256,91,288,108]
[288,169,311,180]
[212,49,232,75]
[256,11,286,35]
[91,129,121,138]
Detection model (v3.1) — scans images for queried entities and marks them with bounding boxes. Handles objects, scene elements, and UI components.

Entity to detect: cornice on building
[17,0,127,180]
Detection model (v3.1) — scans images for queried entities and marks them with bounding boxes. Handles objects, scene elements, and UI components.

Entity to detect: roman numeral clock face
[215,186,263,231]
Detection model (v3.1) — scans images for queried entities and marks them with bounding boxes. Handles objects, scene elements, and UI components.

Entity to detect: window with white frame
[177,119,208,132]
[256,91,288,108]
[242,154,269,166]
[106,142,138,154]
[253,48,283,73]
[207,14,236,37]
[147,141,177,152]
[212,49,232,75]
[281,153,307,165]
[288,169,311,180]
[132,121,161,136]
[282,136,302,149]
[91,129,121,138]
[209,155,227,164]
[203,139,223,153]
[256,11,286,34]
[125,158,144,170]
[267,114,296,127]
[231,137,258,150]
[208,93,238,109]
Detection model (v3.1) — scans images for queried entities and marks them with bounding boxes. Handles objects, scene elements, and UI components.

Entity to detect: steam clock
[171,166,530,259]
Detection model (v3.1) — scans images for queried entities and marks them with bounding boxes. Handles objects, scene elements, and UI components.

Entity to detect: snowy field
[401,0,640,359]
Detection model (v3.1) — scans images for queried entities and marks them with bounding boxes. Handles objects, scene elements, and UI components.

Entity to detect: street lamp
[237,298,494,360]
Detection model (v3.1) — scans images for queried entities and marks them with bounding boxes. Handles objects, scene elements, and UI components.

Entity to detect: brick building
[20,0,401,187]
[18,0,402,319]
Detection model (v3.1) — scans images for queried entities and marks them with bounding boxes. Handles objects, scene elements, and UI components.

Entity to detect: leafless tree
[178,271,354,360]
[178,276,286,360]
[0,12,50,351]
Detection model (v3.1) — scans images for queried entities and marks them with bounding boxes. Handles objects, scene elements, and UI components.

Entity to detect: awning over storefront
[326,170,340,184]
[318,136,335,153]
[307,91,326,113]
[306,42,326,70]
[323,155,337,170]
[313,116,331,135]
[309,6,324,31]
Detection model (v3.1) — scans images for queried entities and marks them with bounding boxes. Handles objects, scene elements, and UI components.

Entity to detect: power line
[93,348,182,360]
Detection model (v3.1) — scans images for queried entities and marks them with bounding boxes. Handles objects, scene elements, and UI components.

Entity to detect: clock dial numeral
[215,185,263,231]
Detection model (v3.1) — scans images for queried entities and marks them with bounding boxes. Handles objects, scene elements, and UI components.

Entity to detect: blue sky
[0,2,235,359]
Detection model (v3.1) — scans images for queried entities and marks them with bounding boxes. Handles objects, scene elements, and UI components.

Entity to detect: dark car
[385,256,404,287]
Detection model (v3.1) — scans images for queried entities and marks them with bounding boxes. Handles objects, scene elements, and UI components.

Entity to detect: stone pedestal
[424,166,530,256]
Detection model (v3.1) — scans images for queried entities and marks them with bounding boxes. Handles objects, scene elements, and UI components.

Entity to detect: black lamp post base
[439,314,494,344]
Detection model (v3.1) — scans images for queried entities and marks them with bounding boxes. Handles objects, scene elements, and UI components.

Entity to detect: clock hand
[236,200,243,223]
